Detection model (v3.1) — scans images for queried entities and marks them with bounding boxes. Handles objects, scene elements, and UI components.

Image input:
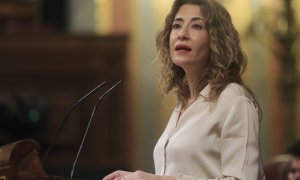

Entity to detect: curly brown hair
[156,0,262,118]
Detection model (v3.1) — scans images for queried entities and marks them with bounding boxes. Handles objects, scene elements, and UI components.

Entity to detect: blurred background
[0,0,299,179]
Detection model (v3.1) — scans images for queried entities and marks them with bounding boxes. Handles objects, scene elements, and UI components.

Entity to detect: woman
[287,140,300,180]
[103,0,265,179]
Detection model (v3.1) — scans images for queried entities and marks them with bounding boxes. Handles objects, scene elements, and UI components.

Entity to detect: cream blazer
[153,83,265,180]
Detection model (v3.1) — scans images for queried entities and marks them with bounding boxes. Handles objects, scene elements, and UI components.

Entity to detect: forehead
[175,4,204,19]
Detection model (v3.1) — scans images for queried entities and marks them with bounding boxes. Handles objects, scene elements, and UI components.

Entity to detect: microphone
[42,81,107,164]
[70,80,122,179]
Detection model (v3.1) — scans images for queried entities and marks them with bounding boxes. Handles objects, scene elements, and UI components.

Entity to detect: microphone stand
[43,82,106,164]
[70,81,122,179]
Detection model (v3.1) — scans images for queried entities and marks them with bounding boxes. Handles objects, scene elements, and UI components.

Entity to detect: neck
[185,67,208,98]
[185,73,201,99]
[181,93,198,112]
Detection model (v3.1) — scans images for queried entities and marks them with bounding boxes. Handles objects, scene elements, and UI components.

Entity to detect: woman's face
[288,158,300,180]
[169,4,210,74]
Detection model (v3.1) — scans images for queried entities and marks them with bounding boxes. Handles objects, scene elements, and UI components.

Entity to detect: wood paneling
[0,33,129,178]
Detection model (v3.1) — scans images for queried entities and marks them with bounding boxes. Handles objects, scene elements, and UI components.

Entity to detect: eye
[192,24,204,30]
[172,23,181,29]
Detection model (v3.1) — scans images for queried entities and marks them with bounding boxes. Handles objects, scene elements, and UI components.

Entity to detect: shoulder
[215,83,256,109]
[215,83,260,124]
[220,83,253,100]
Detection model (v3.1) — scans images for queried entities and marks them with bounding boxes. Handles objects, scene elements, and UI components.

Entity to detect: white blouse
[153,83,265,180]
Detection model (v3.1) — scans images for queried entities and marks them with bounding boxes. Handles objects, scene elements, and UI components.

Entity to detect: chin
[172,57,190,66]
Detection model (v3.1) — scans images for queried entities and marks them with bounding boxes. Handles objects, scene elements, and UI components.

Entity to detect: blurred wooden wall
[0,0,131,179]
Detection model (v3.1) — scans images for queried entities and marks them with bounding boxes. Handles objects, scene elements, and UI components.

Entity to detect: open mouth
[175,44,192,51]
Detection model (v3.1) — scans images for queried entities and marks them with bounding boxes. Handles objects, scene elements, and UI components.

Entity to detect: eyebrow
[173,17,205,23]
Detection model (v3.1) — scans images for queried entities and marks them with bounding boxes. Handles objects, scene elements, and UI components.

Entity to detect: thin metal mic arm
[70,80,122,179]
[43,81,107,163]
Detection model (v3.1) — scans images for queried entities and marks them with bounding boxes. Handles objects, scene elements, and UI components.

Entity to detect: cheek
[169,33,176,48]
[197,38,210,55]
[169,33,176,56]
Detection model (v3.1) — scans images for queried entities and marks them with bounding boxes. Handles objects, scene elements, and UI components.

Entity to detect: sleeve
[219,96,263,180]
[176,174,236,180]
[175,97,264,180]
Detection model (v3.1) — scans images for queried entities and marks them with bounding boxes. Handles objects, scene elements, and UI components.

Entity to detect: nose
[177,27,189,40]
